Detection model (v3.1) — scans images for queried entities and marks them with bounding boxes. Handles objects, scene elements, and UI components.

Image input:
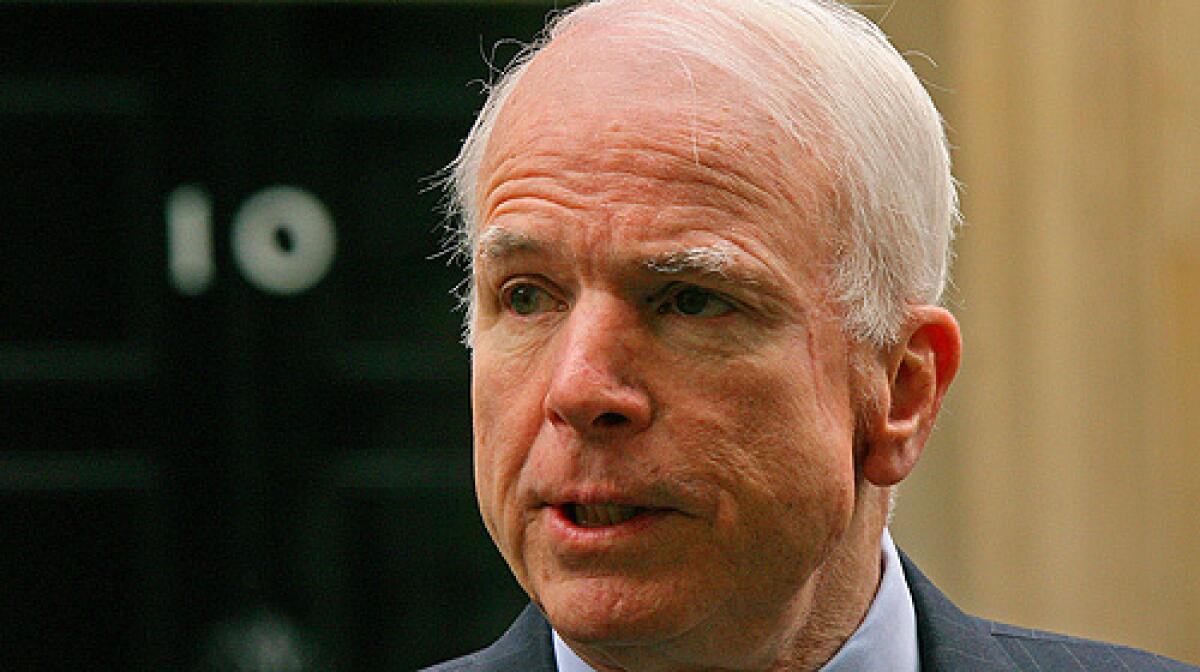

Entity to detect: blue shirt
[552,529,920,672]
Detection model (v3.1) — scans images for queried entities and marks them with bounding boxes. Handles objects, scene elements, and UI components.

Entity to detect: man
[426,0,1198,670]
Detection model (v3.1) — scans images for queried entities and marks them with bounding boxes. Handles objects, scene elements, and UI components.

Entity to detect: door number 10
[166,185,337,296]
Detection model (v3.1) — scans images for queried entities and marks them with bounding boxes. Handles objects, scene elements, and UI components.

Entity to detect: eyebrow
[475,226,768,289]
[642,244,737,279]
[476,227,544,261]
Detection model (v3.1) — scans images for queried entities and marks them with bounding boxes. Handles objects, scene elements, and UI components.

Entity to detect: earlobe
[861,306,961,487]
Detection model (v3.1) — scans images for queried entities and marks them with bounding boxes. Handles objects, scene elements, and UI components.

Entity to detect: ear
[860,306,961,487]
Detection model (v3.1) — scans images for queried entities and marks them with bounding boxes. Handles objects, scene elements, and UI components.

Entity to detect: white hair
[444,0,958,347]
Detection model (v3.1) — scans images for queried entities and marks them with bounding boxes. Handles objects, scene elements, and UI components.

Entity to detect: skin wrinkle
[558,370,850,664]
[476,85,807,234]
[478,146,829,329]
[807,326,839,442]
[475,224,807,344]
[480,228,761,301]
[481,152,788,234]
[475,97,836,303]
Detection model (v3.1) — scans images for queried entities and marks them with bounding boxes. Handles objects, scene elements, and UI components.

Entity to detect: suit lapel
[899,551,1015,672]
[475,603,558,672]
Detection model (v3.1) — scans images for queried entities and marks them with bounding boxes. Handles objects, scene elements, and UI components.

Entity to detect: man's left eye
[660,286,735,317]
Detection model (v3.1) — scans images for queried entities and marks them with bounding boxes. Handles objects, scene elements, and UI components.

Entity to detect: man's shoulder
[900,550,1199,671]
[981,618,1198,671]
[419,604,556,672]
[421,652,479,671]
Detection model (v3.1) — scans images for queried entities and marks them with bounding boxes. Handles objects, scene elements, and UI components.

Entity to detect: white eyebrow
[642,243,739,279]
[476,227,542,260]
[476,229,763,287]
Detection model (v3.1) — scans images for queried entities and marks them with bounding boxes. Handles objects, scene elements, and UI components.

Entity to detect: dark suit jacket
[424,552,1198,671]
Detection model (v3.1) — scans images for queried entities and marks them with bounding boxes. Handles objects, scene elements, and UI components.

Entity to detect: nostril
[594,412,629,428]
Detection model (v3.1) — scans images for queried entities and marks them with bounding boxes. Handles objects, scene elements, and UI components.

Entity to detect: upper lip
[538,485,679,513]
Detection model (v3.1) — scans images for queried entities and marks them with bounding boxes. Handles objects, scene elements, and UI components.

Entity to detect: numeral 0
[166,185,337,296]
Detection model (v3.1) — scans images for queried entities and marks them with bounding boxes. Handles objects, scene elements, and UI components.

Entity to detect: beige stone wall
[882,1,1200,664]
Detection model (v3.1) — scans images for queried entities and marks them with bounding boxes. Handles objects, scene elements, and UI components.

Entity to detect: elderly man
[425,0,1198,670]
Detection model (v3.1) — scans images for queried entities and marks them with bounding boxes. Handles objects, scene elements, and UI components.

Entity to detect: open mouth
[564,503,650,528]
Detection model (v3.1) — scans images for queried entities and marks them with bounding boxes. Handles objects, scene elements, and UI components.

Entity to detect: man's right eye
[503,283,560,316]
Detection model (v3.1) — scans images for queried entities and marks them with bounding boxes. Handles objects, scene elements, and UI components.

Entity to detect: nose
[543,296,653,439]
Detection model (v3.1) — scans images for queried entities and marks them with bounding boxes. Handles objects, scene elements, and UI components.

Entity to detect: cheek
[471,384,501,546]
[683,351,858,569]
[471,359,522,540]
[471,348,550,566]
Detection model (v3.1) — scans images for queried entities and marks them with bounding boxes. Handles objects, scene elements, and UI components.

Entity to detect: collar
[818,529,920,671]
[552,529,919,672]
[552,624,596,672]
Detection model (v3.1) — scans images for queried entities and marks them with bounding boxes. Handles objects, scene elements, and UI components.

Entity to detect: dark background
[0,3,555,670]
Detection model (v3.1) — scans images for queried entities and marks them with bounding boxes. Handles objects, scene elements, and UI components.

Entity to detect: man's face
[469,33,863,666]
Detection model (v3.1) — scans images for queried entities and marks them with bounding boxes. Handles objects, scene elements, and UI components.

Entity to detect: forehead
[476,22,835,275]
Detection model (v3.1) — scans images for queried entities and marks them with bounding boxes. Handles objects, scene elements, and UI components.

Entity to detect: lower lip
[546,505,673,549]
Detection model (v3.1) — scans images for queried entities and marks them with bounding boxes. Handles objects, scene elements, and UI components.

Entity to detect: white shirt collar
[818,529,920,672]
[551,529,919,672]
[552,624,596,672]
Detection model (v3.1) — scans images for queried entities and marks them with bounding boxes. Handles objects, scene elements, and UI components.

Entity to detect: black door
[1,4,549,669]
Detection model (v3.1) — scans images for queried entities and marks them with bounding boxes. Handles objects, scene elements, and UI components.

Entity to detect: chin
[540,575,701,646]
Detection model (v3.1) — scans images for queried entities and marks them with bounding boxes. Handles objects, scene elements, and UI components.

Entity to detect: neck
[772,487,886,671]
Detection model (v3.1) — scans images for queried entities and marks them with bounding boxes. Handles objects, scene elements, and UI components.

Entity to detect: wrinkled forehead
[485,31,834,226]
[471,7,845,278]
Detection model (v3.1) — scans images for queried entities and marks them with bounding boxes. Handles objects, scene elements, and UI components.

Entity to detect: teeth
[571,503,641,527]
